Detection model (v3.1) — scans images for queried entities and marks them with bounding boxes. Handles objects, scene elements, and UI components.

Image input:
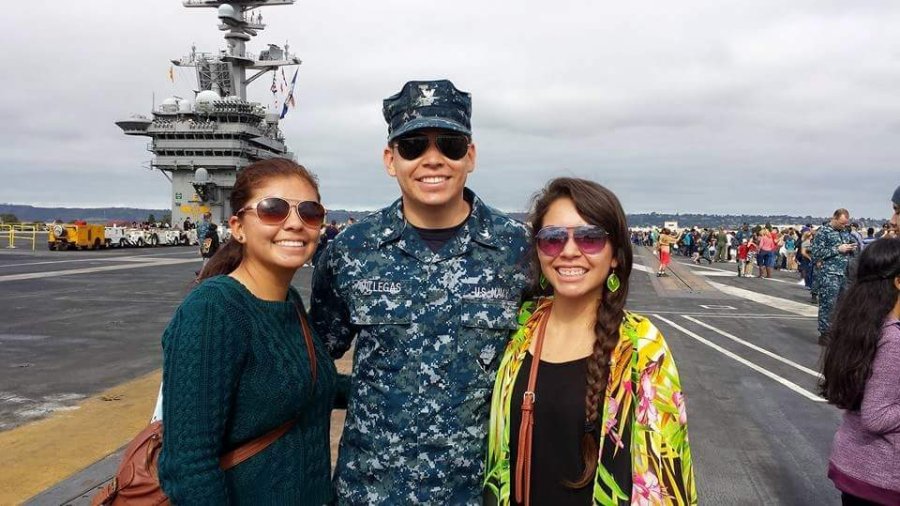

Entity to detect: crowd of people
[95,79,899,506]
[634,200,900,505]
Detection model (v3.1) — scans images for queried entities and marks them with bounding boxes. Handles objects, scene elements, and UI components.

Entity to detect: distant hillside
[0,204,169,223]
[1,204,886,229]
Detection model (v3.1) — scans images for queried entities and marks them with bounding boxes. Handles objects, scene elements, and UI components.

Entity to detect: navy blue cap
[893,185,900,206]
[383,80,472,141]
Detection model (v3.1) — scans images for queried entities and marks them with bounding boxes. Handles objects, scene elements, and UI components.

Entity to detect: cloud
[2,0,899,219]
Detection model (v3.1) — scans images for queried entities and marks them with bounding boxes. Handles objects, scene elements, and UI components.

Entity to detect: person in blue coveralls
[310,79,531,504]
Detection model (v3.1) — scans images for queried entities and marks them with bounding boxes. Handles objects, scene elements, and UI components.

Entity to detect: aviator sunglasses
[237,197,326,228]
[535,225,609,257]
[393,133,471,161]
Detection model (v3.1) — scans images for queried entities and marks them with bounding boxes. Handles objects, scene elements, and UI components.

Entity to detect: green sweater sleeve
[158,287,247,505]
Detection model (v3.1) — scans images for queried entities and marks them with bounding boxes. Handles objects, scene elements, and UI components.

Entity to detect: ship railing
[181,49,299,64]
[174,51,222,65]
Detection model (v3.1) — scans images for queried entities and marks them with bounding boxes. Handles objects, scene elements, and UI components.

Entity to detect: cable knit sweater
[158,275,336,505]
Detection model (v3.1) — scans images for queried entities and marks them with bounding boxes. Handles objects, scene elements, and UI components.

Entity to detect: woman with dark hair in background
[820,237,900,506]
[484,178,695,506]
[158,158,338,504]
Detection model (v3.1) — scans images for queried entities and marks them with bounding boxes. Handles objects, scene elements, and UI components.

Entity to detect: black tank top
[509,352,594,506]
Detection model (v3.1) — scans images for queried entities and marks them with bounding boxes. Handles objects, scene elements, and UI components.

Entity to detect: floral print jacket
[484,299,697,505]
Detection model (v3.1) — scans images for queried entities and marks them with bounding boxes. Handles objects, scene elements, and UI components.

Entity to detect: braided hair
[527,177,633,487]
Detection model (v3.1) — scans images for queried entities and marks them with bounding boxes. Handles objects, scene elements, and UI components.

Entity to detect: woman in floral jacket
[484,178,696,506]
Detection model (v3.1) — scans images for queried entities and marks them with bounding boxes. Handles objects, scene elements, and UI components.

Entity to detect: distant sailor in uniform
[810,208,856,344]
[310,79,530,504]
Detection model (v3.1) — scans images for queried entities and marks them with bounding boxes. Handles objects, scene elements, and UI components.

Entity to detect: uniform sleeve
[310,241,355,359]
[810,231,836,263]
[859,331,900,435]
[158,293,246,505]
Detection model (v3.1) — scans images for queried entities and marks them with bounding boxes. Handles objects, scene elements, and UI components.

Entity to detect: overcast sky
[3,0,899,218]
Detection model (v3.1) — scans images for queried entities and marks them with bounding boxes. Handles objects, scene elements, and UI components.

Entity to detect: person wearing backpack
[200,222,220,267]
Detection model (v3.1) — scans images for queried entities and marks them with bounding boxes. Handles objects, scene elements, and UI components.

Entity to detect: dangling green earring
[606,272,621,293]
[539,274,548,290]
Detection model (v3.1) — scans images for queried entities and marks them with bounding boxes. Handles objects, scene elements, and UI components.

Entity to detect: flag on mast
[168,66,175,83]
[280,68,299,119]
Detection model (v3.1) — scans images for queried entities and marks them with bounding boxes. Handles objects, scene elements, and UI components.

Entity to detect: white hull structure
[117,0,301,225]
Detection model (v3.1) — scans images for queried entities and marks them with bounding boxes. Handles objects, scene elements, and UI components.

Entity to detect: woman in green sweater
[158,158,337,504]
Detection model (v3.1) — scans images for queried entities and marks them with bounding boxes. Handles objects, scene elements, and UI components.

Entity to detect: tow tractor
[48,221,106,250]
[47,222,201,250]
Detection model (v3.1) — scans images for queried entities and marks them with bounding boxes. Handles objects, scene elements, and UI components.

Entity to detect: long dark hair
[819,237,900,410]
[197,158,320,281]
[528,177,633,487]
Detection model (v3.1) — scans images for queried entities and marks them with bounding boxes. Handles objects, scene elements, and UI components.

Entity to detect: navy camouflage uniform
[809,223,853,334]
[310,189,530,504]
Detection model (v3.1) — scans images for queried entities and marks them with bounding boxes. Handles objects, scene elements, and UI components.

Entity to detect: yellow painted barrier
[1,224,12,249]
[5,224,37,251]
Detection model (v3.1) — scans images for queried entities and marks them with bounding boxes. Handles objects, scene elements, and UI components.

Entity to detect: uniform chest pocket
[458,300,519,387]
[348,295,411,325]
[349,295,411,375]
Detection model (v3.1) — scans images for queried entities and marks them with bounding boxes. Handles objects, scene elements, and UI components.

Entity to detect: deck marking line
[706,280,818,317]
[627,309,813,319]
[681,260,795,284]
[0,251,200,269]
[652,314,826,403]
[1,257,160,268]
[681,315,822,379]
[0,258,200,283]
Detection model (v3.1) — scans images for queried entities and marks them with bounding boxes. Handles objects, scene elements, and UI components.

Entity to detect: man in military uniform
[310,80,530,504]
[810,208,856,344]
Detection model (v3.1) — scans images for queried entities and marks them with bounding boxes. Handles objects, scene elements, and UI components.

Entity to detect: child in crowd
[706,239,717,263]
[737,239,749,277]
[744,239,758,277]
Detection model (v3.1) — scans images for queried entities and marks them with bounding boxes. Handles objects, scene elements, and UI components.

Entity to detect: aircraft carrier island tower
[116,0,300,225]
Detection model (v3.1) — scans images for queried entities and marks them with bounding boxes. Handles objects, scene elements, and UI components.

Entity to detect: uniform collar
[376,188,501,249]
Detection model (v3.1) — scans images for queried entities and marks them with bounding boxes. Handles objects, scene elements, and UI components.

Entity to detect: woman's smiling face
[537,197,617,302]
[230,175,322,273]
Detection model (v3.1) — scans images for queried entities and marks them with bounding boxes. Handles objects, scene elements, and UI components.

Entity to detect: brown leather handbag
[514,306,551,506]
[92,305,318,506]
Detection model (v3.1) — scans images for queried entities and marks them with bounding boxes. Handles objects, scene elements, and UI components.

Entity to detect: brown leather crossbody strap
[219,418,295,469]
[219,303,318,470]
[514,307,551,506]
[297,305,318,387]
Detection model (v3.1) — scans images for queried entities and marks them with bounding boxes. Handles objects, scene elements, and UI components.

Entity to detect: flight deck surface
[0,245,841,505]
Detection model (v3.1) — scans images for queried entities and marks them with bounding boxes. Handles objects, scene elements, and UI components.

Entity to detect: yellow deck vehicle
[48,221,107,250]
